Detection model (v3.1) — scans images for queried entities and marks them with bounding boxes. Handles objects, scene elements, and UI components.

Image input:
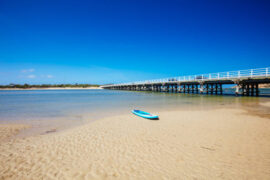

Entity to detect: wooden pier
[102,67,270,96]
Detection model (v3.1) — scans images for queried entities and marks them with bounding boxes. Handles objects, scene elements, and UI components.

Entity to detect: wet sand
[0,108,270,179]
[0,124,30,142]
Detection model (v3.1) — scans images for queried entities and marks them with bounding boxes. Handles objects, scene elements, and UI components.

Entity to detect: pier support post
[158,85,161,92]
[239,82,260,96]
[246,83,250,96]
[166,85,169,92]
[255,83,259,96]
[251,83,254,96]
[172,85,175,93]
[177,83,180,93]
[174,85,177,93]
[200,83,204,94]
[220,84,223,95]
[241,84,245,96]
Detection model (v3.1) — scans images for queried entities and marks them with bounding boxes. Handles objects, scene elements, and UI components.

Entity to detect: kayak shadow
[145,117,159,120]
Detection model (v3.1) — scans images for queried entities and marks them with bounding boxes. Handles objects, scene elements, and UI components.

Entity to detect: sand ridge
[0,108,270,179]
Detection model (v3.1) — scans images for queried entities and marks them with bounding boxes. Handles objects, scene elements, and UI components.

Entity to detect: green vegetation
[0,83,100,89]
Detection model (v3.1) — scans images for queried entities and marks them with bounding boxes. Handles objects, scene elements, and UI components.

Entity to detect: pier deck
[102,67,270,96]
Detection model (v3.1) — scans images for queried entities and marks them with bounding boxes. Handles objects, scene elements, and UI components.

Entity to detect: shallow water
[0,89,269,135]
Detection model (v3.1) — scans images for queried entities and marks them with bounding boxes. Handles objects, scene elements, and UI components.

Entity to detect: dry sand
[261,101,270,108]
[0,108,270,179]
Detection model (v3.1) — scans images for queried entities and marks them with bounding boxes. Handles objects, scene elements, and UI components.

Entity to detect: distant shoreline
[0,87,102,90]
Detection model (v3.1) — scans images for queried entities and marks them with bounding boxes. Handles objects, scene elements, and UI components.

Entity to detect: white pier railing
[103,67,270,87]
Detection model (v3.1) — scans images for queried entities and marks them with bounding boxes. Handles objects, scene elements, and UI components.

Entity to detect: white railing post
[217,73,220,79]
[238,71,240,78]
[266,68,269,76]
[251,69,253,77]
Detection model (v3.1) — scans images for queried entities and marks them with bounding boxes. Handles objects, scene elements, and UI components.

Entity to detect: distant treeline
[0,83,100,89]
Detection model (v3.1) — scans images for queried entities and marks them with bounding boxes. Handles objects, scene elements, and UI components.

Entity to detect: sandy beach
[0,108,270,179]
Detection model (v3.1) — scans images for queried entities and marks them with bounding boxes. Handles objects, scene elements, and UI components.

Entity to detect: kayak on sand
[132,110,159,120]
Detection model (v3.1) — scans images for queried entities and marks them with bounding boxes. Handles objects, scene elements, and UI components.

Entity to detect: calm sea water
[0,89,269,135]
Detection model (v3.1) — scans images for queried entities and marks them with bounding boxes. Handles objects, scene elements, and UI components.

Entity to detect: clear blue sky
[0,0,269,84]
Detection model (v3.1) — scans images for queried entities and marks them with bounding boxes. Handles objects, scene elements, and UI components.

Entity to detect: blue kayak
[132,110,159,120]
